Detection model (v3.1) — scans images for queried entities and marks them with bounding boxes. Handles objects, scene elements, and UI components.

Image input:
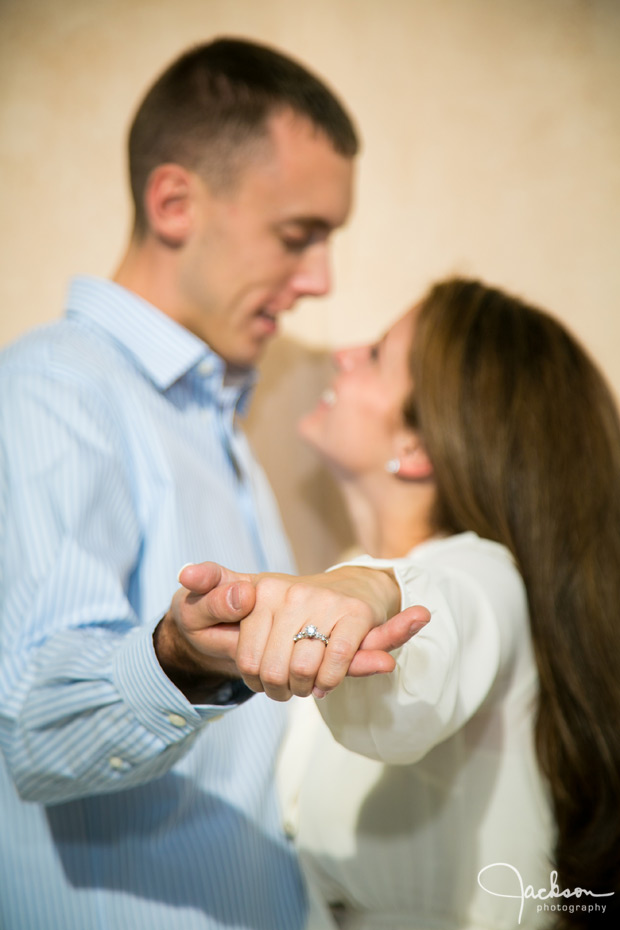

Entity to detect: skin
[171,308,436,701]
[118,108,430,698]
[300,308,436,557]
[115,109,355,368]
[299,310,417,478]
[169,561,430,702]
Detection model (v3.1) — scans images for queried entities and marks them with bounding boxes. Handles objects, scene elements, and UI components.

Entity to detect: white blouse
[278,533,554,930]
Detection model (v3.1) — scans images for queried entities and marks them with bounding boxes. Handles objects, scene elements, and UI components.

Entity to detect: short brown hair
[128,37,359,234]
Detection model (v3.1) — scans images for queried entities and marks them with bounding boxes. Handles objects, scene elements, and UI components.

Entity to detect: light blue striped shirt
[0,277,306,930]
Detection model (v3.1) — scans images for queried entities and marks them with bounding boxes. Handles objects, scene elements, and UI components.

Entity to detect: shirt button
[109,756,125,770]
[167,713,187,728]
[197,359,215,377]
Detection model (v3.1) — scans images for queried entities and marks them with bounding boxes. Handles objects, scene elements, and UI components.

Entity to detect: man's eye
[282,237,310,253]
[369,344,380,361]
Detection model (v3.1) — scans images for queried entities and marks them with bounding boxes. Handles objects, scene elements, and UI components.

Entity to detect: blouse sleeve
[319,543,525,765]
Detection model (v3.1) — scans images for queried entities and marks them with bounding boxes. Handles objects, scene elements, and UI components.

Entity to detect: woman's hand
[176,562,430,702]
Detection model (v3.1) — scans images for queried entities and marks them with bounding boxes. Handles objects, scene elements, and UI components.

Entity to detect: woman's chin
[297,410,322,446]
[296,419,338,471]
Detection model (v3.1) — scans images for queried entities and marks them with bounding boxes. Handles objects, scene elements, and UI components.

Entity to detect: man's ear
[143,164,196,247]
[392,430,434,481]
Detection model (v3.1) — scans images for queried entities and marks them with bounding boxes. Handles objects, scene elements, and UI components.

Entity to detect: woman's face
[298,309,415,477]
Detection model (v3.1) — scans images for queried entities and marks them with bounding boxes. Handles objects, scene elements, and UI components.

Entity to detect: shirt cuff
[198,678,255,707]
[113,626,251,742]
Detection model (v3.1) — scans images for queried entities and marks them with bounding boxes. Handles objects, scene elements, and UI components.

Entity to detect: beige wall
[1,0,619,571]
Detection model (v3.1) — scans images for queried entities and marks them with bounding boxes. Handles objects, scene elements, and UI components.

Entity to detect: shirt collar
[65,276,257,406]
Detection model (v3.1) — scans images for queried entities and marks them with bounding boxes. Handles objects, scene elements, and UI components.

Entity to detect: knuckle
[255,576,284,600]
[291,680,314,698]
[236,650,260,679]
[353,601,375,625]
[328,636,356,661]
[285,582,316,607]
[177,597,195,630]
[315,667,340,692]
[289,654,318,683]
[204,589,225,620]
[241,674,263,693]
[260,663,285,690]
[265,687,293,703]
[286,582,336,611]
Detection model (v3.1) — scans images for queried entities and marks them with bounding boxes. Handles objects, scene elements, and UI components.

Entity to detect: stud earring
[385,459,400,475]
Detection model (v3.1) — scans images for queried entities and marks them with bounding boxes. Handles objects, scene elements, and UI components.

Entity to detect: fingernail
[227,584,241,610]
[177,562,195,582]
[312,687,328,699]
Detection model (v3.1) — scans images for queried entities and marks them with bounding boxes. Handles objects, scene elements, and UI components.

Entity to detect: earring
[385,459,400,475]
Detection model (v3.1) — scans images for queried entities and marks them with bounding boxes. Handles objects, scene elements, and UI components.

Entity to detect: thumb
[179,561,229,593]
[359,605,431,653]
[178,560,253,594]
[178,561,257,623]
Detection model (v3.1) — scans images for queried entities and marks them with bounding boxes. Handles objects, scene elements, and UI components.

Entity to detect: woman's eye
[369,344,380,361]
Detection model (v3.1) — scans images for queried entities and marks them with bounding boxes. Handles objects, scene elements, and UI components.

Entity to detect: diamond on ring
[293,624,330,647]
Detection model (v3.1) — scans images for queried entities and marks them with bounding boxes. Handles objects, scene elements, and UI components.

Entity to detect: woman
[179,278,620,928]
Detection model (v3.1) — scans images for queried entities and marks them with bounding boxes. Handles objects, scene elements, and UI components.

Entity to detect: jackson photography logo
[477,863,614,925]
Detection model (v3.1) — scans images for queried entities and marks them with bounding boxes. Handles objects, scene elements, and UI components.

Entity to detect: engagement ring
[293,624,330,647]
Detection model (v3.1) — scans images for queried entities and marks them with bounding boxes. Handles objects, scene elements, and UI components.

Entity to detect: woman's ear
[391,430,434,481]
[143,164,196,247]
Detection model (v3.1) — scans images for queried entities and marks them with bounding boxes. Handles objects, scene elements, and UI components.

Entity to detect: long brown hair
[405,278,620,927]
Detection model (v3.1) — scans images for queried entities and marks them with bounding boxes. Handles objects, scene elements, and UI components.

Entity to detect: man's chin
[222,343,266,371]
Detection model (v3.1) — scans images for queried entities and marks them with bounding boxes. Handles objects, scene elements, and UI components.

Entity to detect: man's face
[177,110,355,367]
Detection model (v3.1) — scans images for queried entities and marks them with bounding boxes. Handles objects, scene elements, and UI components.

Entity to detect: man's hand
[162,561,430,703]
[154,563,257,702]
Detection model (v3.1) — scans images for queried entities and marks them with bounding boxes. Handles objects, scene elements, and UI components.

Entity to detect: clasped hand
[167,561,430,702]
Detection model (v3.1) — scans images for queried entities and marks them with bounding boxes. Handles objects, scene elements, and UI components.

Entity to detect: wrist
[153,613,238,704]
[328,566,401,620]
[360,567,401,619]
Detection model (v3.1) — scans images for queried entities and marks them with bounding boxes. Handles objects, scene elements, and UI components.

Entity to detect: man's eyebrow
[277,217,333,233]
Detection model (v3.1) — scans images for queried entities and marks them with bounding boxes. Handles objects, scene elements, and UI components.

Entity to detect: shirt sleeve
[318,550,508,765]
[0,368,235,805]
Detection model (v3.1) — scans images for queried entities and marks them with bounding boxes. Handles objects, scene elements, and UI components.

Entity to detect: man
[0,38,420,930]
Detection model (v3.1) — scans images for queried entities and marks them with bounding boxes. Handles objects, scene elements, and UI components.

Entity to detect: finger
[178,560,253,594]
[192,622,241,660]
[178,561,227,593]
[333,606,430,688]
[179,580,257,634]
[254,606,302,702]
[289,635,331,698]
[240,579,327,702]
[347,649,396,678]
[187,580,256,623]
[312,617,365,696]
[235,604,277,695]
[359,605,430,653]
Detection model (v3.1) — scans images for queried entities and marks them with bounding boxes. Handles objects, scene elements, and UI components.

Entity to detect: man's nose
[290,244,331,298]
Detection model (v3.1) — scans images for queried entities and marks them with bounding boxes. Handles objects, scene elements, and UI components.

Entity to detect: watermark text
[477,862,614,925]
